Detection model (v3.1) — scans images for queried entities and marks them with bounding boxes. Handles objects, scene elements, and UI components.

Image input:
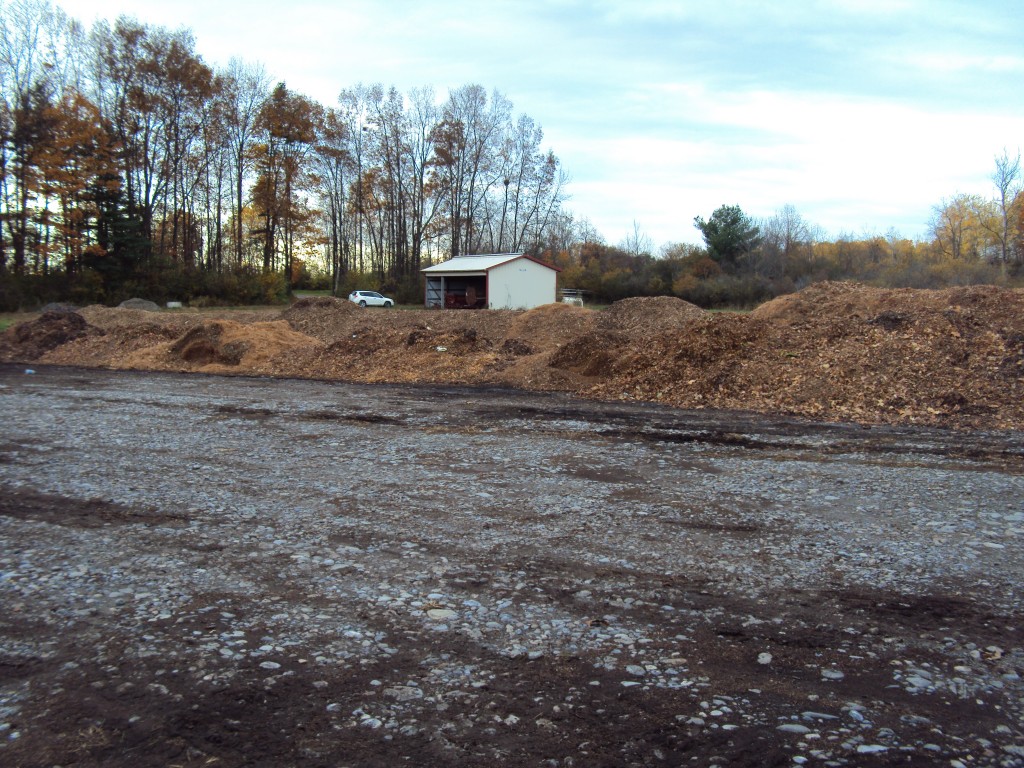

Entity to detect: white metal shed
[421,253,560,310]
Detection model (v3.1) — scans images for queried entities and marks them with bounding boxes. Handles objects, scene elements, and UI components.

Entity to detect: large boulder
[119,298,161,311]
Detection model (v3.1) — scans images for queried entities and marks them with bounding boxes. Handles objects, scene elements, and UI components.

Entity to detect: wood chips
[3,283,1023,429]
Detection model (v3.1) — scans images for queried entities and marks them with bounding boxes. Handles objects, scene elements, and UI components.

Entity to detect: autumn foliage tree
[37,89,120,273]
[252,82,319,282]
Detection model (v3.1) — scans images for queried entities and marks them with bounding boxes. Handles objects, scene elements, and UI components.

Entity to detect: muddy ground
[1,364,1022,767]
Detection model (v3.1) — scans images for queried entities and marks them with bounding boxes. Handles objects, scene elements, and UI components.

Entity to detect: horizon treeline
[0,0,569,308]
[572,189,1023,307]
[0,0,1021,311]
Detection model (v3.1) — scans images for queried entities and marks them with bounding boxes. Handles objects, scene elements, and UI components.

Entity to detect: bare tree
[221,58,269,267]
[620,220,653,258]
[337,84,375,272]
[757,204,817,278]
[312,106,353,292]
[489,114,565,254]
[0,0,68,273]
[990,149,1021,269]
[404,86,443,272]
[434,84,510,257]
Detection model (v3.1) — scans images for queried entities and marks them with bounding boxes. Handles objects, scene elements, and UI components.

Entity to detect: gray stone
[426,608,458,620]
[778,724,812,734]
[118,298,161,311]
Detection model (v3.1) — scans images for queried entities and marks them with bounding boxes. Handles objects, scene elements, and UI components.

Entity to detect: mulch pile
[596,295,706,334]
[0,310,104,359]
[586,283,1024,428]
[3,282,1023,429]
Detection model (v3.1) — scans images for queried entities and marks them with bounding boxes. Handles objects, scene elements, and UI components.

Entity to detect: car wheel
[359,300,366,307]
[384,301,393,308]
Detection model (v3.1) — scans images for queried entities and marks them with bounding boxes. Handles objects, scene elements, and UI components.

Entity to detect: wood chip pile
[3,282,1022,429]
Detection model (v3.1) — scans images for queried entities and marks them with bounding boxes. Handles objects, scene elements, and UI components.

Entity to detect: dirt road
[1,364,1023,766]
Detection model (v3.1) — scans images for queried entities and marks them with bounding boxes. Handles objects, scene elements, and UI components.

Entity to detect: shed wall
[487,259,556,309]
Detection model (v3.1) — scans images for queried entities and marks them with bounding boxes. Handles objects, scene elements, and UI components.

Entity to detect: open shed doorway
[426,275,487,309]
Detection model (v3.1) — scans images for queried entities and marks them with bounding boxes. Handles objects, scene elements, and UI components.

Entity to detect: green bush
[674,273,779,309]
[67,270,107,306]
[873,260,1006,290]
[258,271,289,304]
[390,275,425,305]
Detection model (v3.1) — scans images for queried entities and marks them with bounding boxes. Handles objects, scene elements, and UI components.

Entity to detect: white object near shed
[421,253,560,310]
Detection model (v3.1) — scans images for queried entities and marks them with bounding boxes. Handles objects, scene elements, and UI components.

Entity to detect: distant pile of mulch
[504,303,597,347]
[118,297,161,311]
[3,285,1023,429]
[596,296,704,334]
[79,305,280,331]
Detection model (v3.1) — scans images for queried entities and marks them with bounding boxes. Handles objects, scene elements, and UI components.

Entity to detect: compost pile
[3,283,1023,428]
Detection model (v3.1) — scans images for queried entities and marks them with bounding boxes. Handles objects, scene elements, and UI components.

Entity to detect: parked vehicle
[348,290,394,308]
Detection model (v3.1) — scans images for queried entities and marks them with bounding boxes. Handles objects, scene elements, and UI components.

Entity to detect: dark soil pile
[3,283,1023,429]
[0,311,105,360]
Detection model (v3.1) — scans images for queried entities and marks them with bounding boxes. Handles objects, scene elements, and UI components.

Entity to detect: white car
[348,290,394,308]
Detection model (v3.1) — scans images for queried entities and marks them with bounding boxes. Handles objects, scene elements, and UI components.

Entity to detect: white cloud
[887,52,1024,76]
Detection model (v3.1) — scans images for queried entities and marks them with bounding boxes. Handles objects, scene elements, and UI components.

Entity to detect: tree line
[561,162,1023,307]
[0,0,568,308]
[0,0,1020,311]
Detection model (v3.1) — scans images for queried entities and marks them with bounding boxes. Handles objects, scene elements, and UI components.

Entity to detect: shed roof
[422,253,560,274]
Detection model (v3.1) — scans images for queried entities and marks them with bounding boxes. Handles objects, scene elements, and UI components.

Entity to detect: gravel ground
[1,363,1023,767]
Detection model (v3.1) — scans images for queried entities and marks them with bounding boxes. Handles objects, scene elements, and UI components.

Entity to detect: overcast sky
[58,0,1024,248]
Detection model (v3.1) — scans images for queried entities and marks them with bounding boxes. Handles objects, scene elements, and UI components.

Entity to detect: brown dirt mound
[591,284,1024,427]
[281,296,359,343]
[0,311,104,360]
[549,331,629,377]
[750,281,1017,327]
[3,285,1023,429]
[78,305,282,331]
[39,322,182,368]
[598,296,704,335]
[122,320,322,375]
[405,308,517,345]
[588,314,769,405]
[503,303,597,349]
[78,305,179,331]
[170,325,248,366]
[750,281,868,325]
